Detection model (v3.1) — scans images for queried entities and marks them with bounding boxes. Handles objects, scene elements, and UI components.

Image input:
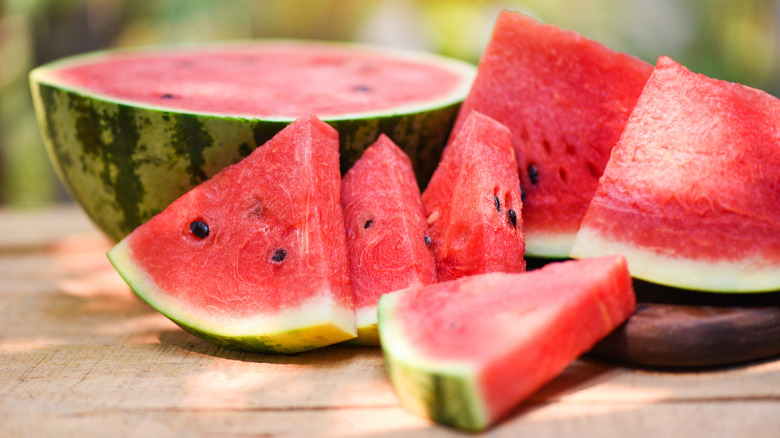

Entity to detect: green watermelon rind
[108,239,357,353]
[571,228,780,293]
[377,290,489,432]
[341,307,382,346]
[30,41,475,242]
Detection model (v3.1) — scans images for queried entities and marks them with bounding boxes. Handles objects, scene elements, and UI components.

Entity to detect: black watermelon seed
[271,248,287,263]
[508,209,517,228]
[161,93,175,99]
[364,219,373,229]
[424,235,431,247]
[190,220,209,238]
[494,195,501,212]
[353,85,372,92]
[521,186,526,202]
[528,164,540,185]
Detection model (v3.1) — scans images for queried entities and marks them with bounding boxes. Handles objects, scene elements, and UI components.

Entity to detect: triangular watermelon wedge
[378,255,636,431]
[341,135,437,345]
[107,114,356,353]
[571,56,780,293]
[422,110,526,281]
[452,11,653,258]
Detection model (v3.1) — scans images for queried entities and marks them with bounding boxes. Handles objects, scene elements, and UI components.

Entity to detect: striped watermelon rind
[378,288,487,431]
[30,41,475,242]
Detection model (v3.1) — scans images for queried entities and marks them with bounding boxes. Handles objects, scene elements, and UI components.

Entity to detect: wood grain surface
[2,206,780,437]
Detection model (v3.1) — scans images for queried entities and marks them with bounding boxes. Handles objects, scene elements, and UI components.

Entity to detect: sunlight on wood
[57,270,132,299]
[560,382,675,405]
[91,313,181,344]
[337,409,437,437]
[737,359,780,376]
[0,337,66,353]
[182,369,292,408]
[46,232,113,256]
[52,250,114,275]
[53,237,146,312]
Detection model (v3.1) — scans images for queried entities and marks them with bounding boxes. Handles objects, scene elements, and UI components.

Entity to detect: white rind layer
[107,238,356,344]
[524,229,575,259]
[570,227,780,293]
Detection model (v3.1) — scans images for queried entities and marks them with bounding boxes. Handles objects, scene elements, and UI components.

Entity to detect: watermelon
[378,255,636,431]
[107,114,355,353]
[451,11,653,258]
[30,40,476,242]
[422,110,526,281]
[570,56,780,293]
[341,135,437,345]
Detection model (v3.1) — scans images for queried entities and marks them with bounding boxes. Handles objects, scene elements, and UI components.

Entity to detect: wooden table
[2,205,779,437]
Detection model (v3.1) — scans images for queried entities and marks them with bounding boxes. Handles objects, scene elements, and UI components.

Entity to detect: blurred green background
[1,0,778,207]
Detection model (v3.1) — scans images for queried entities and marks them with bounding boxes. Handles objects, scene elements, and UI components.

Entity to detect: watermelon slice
[451,11,653,258]
[341,135,437,345]
[421,110,526,281]
[30,40,476,242]
[378,255,636,431]
[107,114,356,353]
[571,56,780,293]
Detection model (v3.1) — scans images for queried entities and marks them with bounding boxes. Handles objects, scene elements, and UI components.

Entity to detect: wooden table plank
[0,205,101,251]
[2,205,779,437]
[5,401,779,438]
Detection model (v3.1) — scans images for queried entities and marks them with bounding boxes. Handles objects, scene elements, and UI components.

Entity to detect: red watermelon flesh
[107,113,356,353]
[341,135,437,345]
[422,110,526,282]
[453,11,653,258]
[571,56,780,293]
[378,255,636,431]
[44,41,472,119]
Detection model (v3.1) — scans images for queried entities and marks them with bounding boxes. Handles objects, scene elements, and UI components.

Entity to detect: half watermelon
[30,40,476,241]
[422,110,526,281]
[571,56,780,293]
[107,114,355,353]
[341,135,437,345]
[451,11,653,258]
[378,255,636,431]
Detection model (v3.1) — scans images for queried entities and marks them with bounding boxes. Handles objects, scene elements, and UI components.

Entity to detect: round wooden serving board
[589,280,780,368]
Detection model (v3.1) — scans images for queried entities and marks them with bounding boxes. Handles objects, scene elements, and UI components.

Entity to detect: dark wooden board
[589,280,780,368]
